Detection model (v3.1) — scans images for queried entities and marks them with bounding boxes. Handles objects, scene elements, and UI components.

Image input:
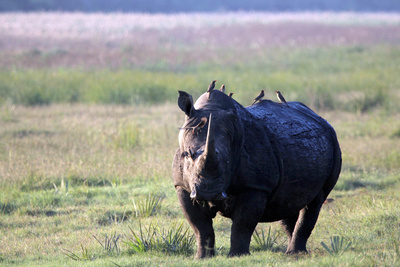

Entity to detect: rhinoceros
[172,89,341,258]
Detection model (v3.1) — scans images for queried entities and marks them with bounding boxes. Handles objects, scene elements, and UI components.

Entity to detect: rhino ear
[178,91,196,117]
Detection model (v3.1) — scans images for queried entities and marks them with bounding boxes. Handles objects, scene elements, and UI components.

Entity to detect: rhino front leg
[176,187,216,259]
[228,190,268,257]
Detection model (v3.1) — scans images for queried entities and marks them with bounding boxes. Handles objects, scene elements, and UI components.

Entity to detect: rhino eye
[182,151,189,158]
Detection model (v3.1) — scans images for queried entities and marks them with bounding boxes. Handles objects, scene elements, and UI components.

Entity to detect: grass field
[1,12,400,266]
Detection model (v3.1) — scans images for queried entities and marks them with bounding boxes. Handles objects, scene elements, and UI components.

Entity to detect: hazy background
[1,0,400,12]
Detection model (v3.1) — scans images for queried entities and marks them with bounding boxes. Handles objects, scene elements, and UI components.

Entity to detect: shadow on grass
[335,166,399,192]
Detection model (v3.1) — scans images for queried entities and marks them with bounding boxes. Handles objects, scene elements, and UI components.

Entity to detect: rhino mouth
[190,186,227,201]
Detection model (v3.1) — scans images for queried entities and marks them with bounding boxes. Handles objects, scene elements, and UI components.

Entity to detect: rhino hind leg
[284,193,325,254]
[280,212,299,243]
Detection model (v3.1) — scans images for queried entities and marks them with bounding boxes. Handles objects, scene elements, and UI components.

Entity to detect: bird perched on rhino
[275,91,289,107]
[219,84,226,93]
[207,80,217,99]
[178,117,208,134]
[228,92,234,98]
[252,90,264,105]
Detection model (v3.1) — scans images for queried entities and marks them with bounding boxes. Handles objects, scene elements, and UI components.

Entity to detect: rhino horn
[204,113,217,162]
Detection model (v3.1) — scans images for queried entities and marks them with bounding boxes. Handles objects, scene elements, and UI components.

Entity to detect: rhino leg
[285,193,324,254]
[176,187,216,259]
[280,212,299,241]
[228,190,268,257]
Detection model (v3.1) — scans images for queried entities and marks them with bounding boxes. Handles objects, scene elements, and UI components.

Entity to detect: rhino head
[175,90,241,201]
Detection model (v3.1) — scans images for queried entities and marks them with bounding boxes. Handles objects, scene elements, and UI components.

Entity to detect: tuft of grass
[0,201,18,215]
[252,227,279,251]
[93,232,122,255]
[321,236,352,257]
[132,193,165,218]
[63,244,92,261]
[124,221,195,256]
[157,222,196,256]
[125,221,157,254]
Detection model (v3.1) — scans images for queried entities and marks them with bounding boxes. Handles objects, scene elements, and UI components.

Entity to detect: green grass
[1,45,400,114]
[320,236,352,256]
[1,102,400,266]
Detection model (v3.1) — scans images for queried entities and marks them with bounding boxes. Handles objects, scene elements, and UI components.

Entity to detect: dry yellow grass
[0,104,182,188]
[1,104,399,189]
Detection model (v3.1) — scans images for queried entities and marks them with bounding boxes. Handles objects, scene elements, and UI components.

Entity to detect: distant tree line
[1,0,399,12]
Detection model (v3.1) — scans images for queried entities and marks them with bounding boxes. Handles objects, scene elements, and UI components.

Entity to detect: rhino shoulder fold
[234,116,280,194]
